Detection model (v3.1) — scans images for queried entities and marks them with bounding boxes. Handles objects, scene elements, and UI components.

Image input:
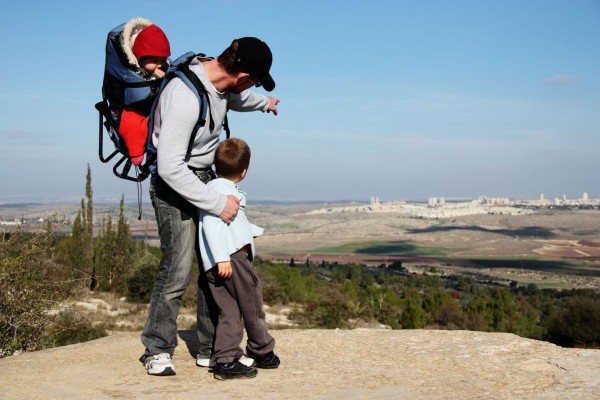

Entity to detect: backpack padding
[145,52,210,166]
[102,23,159,110]
[173,56,231,140]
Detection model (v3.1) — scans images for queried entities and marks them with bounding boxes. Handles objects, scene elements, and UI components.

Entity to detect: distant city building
[583,192,589,201]
[428,197,446,207]
[540,193,545,201]
[0,218,23,226]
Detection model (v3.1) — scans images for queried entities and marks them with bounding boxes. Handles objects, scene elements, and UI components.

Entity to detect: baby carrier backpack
[95,22,230,182]
[96,20,162,182]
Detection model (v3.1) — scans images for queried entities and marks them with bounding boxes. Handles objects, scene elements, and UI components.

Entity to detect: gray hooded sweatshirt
[152,57,269,216]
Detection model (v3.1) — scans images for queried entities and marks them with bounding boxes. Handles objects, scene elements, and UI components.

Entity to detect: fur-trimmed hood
[120,17,153,68]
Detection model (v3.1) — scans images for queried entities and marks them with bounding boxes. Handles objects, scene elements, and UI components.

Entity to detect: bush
[0,229,73,357]
[127,252,160,303]
[546,296,600,348]
[257,261,319,304]
[40,311,107,349]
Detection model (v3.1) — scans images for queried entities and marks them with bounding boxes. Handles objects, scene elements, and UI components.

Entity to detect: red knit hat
[132,24,171,59]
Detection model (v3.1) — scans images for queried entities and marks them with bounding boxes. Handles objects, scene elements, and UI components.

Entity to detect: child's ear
[241,168,248,179]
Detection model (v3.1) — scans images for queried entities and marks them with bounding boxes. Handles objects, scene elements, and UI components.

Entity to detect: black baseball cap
[233,37,275,92]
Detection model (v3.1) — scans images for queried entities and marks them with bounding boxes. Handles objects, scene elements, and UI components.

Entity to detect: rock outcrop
[1,329,598,399]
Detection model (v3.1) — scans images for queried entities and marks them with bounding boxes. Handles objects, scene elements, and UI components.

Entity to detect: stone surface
[1,329,599,399]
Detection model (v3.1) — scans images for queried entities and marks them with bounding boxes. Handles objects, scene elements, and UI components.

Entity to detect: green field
[462,257,600,277]
[312,240,452,257]
[310,240,600,279]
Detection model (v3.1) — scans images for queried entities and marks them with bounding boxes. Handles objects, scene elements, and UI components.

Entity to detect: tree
[345,263,362,284]
[432,302,468,329]
[68,165,94,287]
[83,164,94,287]
[68,209,85,279]
[399,290,427,329]
[113,195,133,292]
[457,276,476,294]
[546,297,600,347]
[95,216,116,290]
[94,197,133,294]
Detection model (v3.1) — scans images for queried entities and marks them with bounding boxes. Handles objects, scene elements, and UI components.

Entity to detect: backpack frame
[96,51,230,182]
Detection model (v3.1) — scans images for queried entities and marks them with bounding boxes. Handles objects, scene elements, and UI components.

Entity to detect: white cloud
[545,75,576,84]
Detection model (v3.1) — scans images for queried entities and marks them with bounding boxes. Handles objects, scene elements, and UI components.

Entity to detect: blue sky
[0,0,598,203]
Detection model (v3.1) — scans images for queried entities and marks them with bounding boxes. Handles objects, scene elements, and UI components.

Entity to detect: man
[140,37,279,376]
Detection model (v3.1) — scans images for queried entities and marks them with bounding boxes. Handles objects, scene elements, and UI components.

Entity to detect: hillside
[1,329,598,399]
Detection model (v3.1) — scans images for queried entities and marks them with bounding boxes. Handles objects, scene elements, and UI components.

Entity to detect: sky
[0,0,598,204]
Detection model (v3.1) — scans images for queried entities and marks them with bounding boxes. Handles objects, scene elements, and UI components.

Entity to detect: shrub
[546,296,600,348]
[0,228,72,357]
[40,311,107,349]
[127,252,160,303]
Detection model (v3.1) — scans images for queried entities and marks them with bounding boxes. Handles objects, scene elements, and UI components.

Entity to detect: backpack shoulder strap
[170,53,230,139]
[145,53,208,164]
[146,52,234,172]
[175,57,211,132]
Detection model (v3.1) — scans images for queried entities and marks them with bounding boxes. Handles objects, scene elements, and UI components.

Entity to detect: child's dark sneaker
[247,351,280,369]
[214,360,258,380]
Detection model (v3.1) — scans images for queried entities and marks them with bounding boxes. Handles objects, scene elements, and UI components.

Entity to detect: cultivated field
[3,202,600,290]
[247,205,600,290]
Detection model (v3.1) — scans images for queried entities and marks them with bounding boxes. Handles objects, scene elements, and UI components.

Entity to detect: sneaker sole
[196,360,216,368]
[213,371,257,380]
[147,367,176,376]
[255,363,279,369]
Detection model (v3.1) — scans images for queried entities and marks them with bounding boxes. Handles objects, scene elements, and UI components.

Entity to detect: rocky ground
[1,329,599,399]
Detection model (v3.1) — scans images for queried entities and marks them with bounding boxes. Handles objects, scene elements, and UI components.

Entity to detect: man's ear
[235,72,252,84]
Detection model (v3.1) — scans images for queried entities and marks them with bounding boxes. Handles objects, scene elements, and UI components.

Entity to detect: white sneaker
[196,355,215,368]
[145,353,176,376]
[196,354,254,368]
[240,355,255,367]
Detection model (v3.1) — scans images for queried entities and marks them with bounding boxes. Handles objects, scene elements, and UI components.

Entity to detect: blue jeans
[140,172,218,362]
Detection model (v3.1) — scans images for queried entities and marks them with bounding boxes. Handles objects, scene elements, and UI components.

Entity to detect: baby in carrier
[102,17,171,166]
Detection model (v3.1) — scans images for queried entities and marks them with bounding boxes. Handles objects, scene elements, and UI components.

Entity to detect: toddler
[118,18,170,165]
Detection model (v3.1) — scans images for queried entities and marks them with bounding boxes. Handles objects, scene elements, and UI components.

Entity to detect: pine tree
[114,195,133,293]
[68,210,84,278]
[83,164,94,289]
[94,195,133,293]
[67,165,95,288]
[96,216,116,291]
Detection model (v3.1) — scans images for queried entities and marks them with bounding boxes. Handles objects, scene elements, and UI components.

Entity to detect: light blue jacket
[198,178,264,271]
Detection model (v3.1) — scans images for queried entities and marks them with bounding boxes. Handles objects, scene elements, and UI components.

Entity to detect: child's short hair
[214,138,251,179]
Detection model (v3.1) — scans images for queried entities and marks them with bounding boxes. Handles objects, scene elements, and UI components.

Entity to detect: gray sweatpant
[207,250,275,364]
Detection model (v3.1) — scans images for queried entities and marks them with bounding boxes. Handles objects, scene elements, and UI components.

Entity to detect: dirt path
[1,329,598,399]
